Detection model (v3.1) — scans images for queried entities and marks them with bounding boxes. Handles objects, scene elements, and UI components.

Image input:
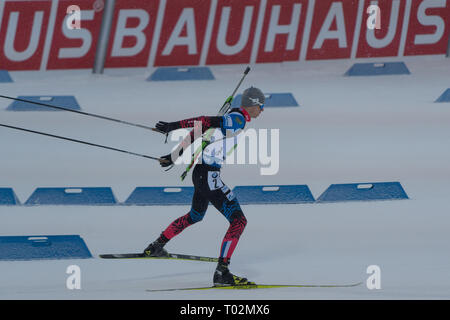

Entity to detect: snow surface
[0,55,450,300]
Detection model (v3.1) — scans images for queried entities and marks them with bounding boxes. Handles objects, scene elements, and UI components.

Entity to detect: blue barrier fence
[1,182,408,206]
[345,62,411,76]
[25,187,117,206]
[0,235,92,261]
[0,70,13,83]
[147,67,215,81]
[316,182,409,203]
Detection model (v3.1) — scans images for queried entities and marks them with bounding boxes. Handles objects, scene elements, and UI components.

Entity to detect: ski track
[1,56,450,299]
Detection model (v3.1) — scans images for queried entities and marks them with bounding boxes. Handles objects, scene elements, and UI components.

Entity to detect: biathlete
[144,87,265,286]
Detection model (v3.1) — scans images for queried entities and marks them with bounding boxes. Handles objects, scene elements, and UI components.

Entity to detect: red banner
[404,0,450,56]
[0,0,448,70]
[0,1,51,70]
[47,0,102,69]
[256,0,309,63]
[104,0,160,68]
[206,0,261,65]
[307,0,359,60]
[356,0,407,58]
[154,0,211,66]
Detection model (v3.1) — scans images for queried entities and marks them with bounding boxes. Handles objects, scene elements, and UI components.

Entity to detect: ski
[99,253,218,262]
[146,282,363,292]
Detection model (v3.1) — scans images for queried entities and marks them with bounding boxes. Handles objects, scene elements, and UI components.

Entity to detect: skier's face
[245,105,264,119]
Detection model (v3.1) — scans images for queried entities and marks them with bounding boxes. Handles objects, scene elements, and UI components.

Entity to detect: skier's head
[241,87,265,119]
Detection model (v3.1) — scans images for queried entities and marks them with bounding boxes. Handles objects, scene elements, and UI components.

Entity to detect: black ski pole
[0,123,162,161]
[0,94,163,133]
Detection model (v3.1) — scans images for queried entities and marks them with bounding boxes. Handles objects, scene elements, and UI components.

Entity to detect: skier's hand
[155,121,177,134]
[159,154,173,168]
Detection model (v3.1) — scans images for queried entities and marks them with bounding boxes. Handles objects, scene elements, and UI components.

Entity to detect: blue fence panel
[345,62,410,76]
[124,186,195,205]
[0,188,20,205]
[0,70,13,83]
[233,185,315,205]
[25,187,117,206]
[316,182,409,203]
[435,88,450,102]
[0,235,92,261]
[148,67,215,81]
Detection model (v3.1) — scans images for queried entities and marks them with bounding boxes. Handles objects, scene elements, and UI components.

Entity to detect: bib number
[207,171,224,190]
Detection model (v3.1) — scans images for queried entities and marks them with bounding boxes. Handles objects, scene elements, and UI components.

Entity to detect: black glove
[159,154,173,168]
[155,121,177,134]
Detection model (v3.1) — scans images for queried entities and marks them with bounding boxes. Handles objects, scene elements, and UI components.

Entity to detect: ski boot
[213,259,255,287]
[143,239,169,257]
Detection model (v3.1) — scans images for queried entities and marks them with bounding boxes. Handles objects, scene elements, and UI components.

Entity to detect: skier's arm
[155,116,222,134]
[158,113,246,168]
[177,112,246,156]
[158,117,217,167]
[170,127,200,162]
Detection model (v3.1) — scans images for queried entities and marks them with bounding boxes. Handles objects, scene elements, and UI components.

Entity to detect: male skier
[144,87,265,286]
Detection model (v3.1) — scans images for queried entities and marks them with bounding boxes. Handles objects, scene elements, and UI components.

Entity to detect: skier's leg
[212,198,251,286]
[143,165,209,256]
[143,190,208,256]
[160,189,208,241]
[214,198,247,264]
[207,181,253,286]
[199,170,248,262]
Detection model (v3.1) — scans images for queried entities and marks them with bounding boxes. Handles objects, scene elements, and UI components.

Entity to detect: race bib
[207,171,224,190]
